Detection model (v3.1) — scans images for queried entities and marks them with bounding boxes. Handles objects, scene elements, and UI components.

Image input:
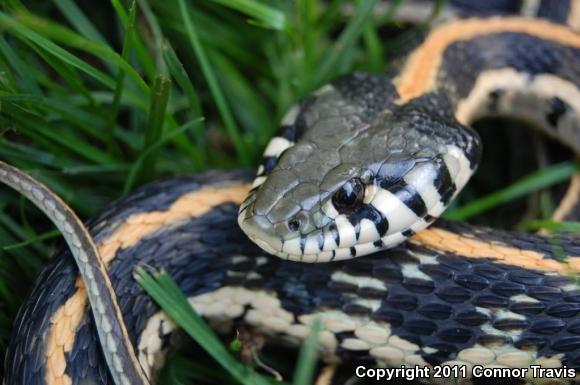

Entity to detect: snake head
[238,76,481,262]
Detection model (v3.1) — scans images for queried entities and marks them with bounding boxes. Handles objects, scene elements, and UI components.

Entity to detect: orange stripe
[45,183,249,385]
[411,227,579,274]
[394,17,580,102]
[98,184,250,263]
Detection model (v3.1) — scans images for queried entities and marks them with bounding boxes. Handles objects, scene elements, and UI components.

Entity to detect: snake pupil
[288,218,300,232]
[332,178,364,213]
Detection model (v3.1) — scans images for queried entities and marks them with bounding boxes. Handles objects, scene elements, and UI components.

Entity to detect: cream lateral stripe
[42,182,250,385]
[394,17,580,102]
[411,227,578,273]
[0,161,150,385]
[99,184,250,263]
[454,69,580,125]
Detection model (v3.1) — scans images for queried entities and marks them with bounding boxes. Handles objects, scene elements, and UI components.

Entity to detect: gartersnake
[3,1,580,385]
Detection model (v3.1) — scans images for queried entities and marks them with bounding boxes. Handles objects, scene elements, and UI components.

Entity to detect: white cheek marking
[282,237,302,256]
[281,104,301,126]
[353,241,379,257]
[256,165,265,176]
[403,163,442,217]
[446,144,472,190]
[332,247,355,261]
[379,232,407,248]
[357,218,380,243]
[263,137,293,157]
[303,235,321,255]
[322,229,338,251]
[371,189,418,234]
[321,200,339,219]
[315,250,334,262]
[409,218,430,233]
[442,153,460,180]
[363,184,379,204]
[335,215,356,248]
[251,176,267,189]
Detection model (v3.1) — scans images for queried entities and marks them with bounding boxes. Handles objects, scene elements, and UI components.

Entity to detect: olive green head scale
[238,73,481,262]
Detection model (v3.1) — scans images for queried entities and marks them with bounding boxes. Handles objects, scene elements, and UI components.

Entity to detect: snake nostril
[288,218,300,232]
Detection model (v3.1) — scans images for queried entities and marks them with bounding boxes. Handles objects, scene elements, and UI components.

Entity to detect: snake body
[3,2,580,385]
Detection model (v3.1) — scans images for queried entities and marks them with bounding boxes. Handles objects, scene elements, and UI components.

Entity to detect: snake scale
[3,1,580,385]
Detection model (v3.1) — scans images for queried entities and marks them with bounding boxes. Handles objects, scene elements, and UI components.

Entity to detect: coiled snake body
[3,2,580,385]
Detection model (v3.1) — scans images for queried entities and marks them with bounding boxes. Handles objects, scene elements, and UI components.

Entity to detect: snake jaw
[239,149,475,262]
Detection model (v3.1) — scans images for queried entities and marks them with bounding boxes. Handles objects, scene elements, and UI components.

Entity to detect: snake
[3,1,580,385]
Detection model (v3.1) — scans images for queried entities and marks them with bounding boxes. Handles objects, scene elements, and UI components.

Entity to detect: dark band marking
[388,182,428,218]
[432,157,456,205]
[347,204,389,238]
[278,125,299,142]
[547,97,570,127]
[328,223,340,247]
[488,88,505,112]
[262,156,279,175]
[353,222,361,241]
[300,236,307,254]
[317,232,325,251]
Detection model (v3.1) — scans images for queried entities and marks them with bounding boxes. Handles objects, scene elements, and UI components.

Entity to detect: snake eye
[288,218,300,232]
[332,178,365,213]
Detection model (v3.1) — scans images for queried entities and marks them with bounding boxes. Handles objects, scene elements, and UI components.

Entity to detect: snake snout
[238,211,284,256]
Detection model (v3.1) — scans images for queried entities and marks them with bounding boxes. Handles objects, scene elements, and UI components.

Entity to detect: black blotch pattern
[387,181,428,217]
[328,223,340,248]
[346,204,389,238]
[488,88,505,112]
[432,156,456,205]
[262,156,278,175]
[546,97,570,127]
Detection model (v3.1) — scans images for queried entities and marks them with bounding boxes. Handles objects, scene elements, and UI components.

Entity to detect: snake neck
[393,17,580,155]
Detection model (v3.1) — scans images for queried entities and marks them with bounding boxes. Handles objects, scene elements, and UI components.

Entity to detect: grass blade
[314,0,380,86]
[135,268,274,385]
[107,0,137,148]
[445,162,580,220]
[519,220,580,233]
[139,74,171,183]
[177,0,249,165]
[210,0,286,30]
[292,319,321,385]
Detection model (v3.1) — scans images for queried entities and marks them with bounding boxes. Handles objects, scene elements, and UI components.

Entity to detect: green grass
[0,0,578,383]
[0,0,415,381]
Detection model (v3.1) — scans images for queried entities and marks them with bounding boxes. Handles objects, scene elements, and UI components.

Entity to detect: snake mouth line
[243,215,437,263]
